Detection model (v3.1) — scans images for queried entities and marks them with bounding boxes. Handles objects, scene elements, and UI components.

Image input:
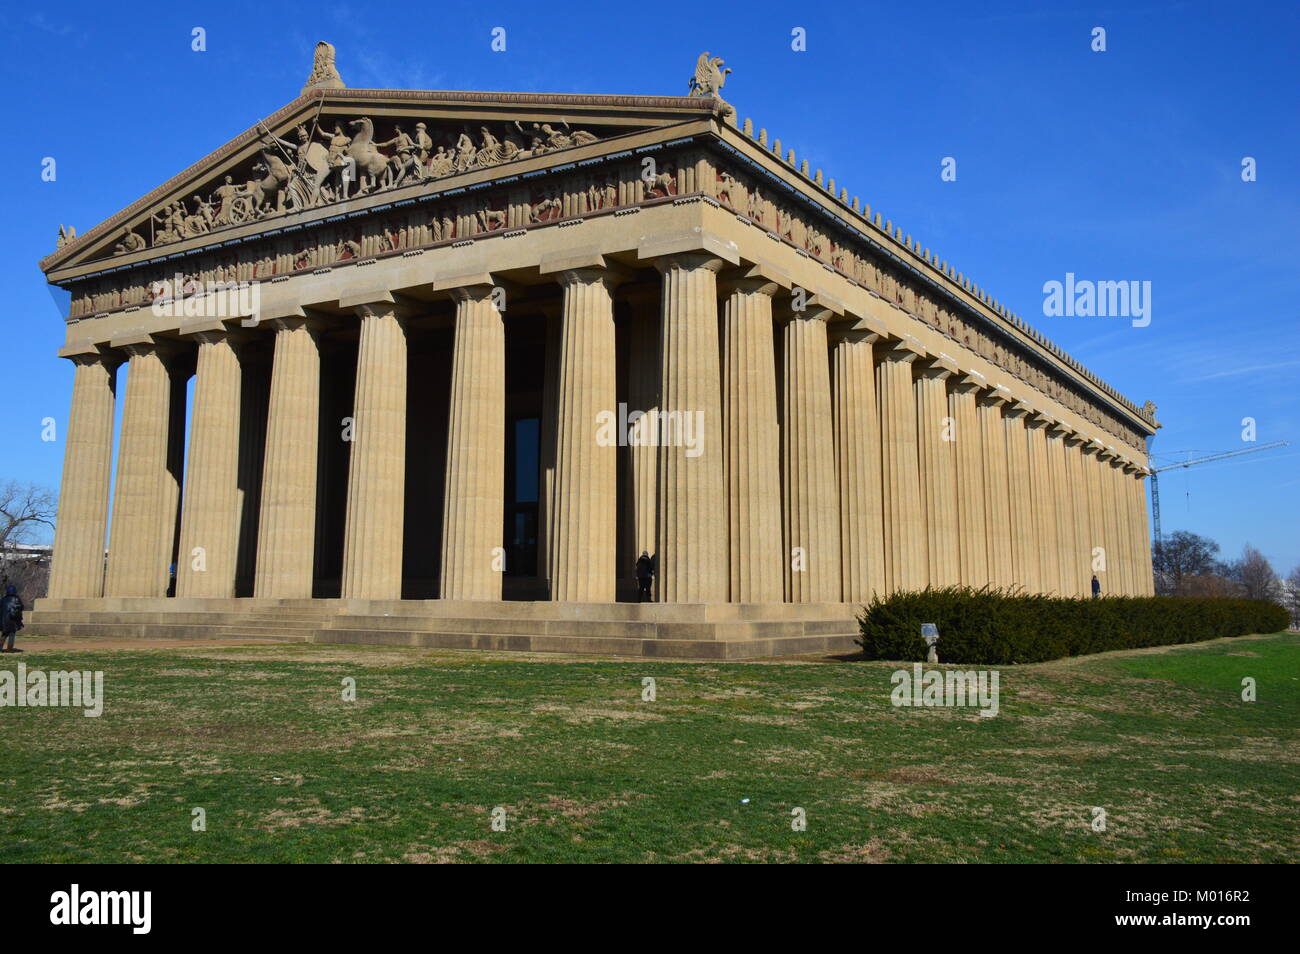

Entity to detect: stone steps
[318,627,859,659]
[27,597,864,658]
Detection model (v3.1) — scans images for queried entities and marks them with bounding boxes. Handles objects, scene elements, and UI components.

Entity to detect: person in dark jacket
[0,585,24,652]
[635,551,655,603]
[1091,575,1101,599]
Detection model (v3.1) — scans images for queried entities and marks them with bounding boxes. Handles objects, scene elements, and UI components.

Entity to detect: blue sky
[3,0,1297,573]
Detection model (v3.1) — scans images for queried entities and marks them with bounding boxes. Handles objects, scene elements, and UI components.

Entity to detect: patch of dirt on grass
[883,766,957,786]
[531,703,665,724]
[262,805,369,830]
[818,839,891,863]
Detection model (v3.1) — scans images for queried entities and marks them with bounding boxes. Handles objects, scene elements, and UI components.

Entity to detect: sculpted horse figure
[346,118,393,194]
[252,143,294,213]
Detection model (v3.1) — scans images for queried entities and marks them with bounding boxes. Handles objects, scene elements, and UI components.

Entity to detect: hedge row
[856,587,1290,665]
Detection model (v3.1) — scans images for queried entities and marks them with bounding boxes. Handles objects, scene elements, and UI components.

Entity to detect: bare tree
[1152,530,1221,596]
[1227,544,1283,603]
[0,480,56,600]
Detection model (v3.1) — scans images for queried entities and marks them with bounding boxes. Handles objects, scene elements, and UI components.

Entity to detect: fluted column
[1080,442,1106,590]
[833,332,885,603]
[1096,450,1120,595]
[950,375,988,586]
[255,318,321,598]
[176,328,243,598]
[1135,471,1154,595]
[1003,403,1038,593]
[1107,457,1132,595]
[723,277,783,602]
[1047,425,1079,596]
[624,299,659,593]
[655,254,726,603]
[342,302,409,600]
[977,390,1013,588]
[105,341,177,597]
[548,269,618,602]
[1118,462,1138,597]
[1025,414,1059,594]
[47,351,118,598]
[1062,433,1089,596]
[916,358,958,588]
[780,305,840,603]
[537,307,560,590]
[441,286,505,601]
[878,340,925,593]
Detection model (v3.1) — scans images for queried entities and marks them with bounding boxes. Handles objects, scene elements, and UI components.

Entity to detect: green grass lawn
[2,633,1296,863]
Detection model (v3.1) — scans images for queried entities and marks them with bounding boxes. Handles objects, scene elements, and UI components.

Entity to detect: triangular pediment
[43,87,724,278]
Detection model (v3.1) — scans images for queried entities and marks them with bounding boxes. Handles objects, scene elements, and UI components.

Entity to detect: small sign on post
[921,623,940,664]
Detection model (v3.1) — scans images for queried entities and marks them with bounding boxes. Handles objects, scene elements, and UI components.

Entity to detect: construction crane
[1149,440,1289,547]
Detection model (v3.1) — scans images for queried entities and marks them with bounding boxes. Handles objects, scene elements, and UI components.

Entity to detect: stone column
[1096,450,1121,595]
[723,276,783,602]
[915,357,958,588]
[780,303,840,603]
[547,269,618,602]
[1118,462,1138,597]
[624,296,659,595]
[1134,471,1154,595]
[441,285,506,601]
[655,254,726,603]
[1025,414,1060,594]
[1108,457,1132,595]
[537,307,560,591]
[833,332,885,603]
[105,340,177,597]
[951,375,988,586]
[1063,433,1089,596]
[877,340,925,593]
[1080,442,1106,591]
[1047,425,1079,596]
[976,390,1013,588]
[255,318,322,598]
[1003,403,1038,593]
[47,351,118,598]
[176,327,244,598]
[341,301,409,601]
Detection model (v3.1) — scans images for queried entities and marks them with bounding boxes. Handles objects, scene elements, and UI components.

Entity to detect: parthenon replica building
[34,45,1158,657]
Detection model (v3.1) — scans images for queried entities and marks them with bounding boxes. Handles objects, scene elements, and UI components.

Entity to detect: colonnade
[47,255,1155,603]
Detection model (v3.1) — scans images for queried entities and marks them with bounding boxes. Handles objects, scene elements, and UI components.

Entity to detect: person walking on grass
[0,585,23,652]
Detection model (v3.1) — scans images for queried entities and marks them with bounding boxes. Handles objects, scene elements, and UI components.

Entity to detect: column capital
[58,341,122,370]
[349,295,423,321]
[916,353,959,380]
[652,251,727,274]
[952,369,987,393]
[718,262,790,297]
[265,314,324,336]
[446,284,500,305]
[552,265,630,290]
[107,331,181,360]
[778,288,845,324]
[977,383,1012,407]
[1049,420,1073,439]
[879,334,926,363]
[1027,411,1055,429]
[179,317,253,347]
[831,328,882,347]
